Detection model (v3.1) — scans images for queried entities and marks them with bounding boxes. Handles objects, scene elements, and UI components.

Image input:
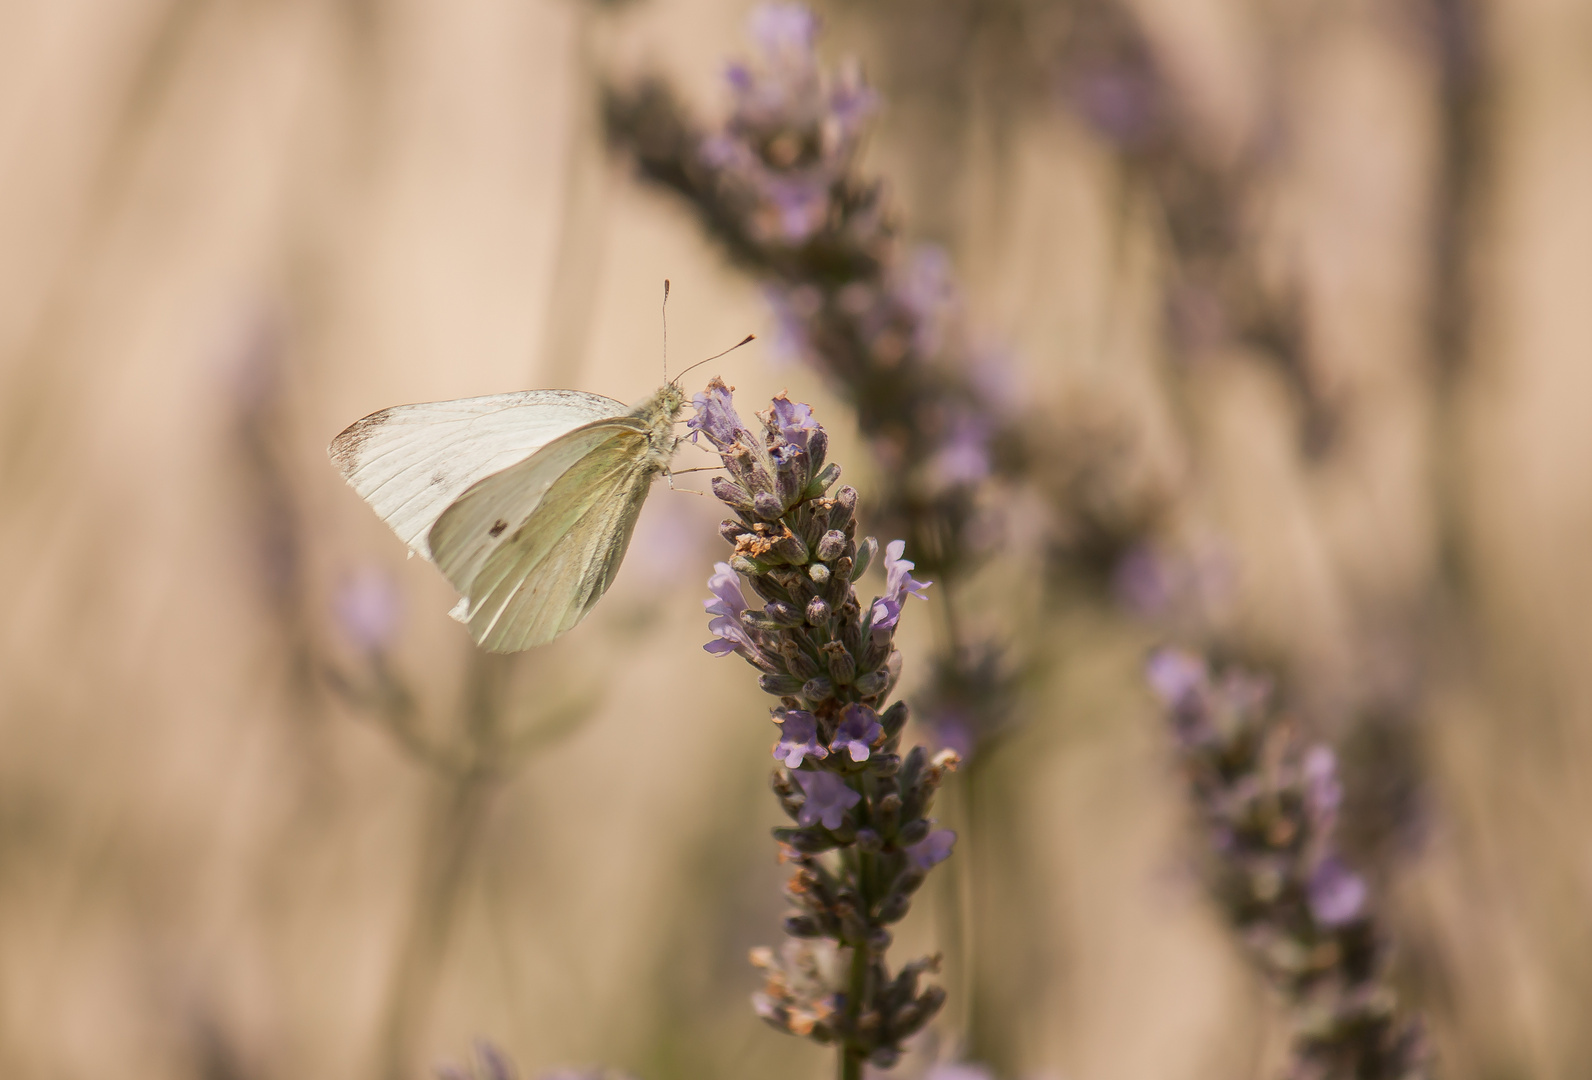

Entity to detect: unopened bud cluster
[1147,650,1430,1080]
[693,381,956,1070]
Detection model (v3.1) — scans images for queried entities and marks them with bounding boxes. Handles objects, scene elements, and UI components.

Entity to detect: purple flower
[884,539,931,601]
[794,770,860,830]
[923,1065,993,1080]
[688,378,752,449]
[830,703,882,762]
[765,175,830,242]
[335,566,402,651]
[704,562,754,656]
[1307,856,1368,927]
[1302,745,1343,826]
[774,709,827,767]
[907,828,957,869]
[1144,648,1207,708]
[770,393,820,450]
[870,539,932,628]
[929,413,992,486]
[748,2,819,56]
[895,246,959,356]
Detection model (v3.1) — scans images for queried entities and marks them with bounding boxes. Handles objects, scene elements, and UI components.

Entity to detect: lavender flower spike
[692,384,956,1074]
[1146,650,1431,1080]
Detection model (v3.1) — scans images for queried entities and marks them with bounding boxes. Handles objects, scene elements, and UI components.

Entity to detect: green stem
[840,941,869,1080]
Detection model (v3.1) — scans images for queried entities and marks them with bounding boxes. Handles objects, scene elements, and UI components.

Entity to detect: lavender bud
[806,462,842,497]
[822,641,856,684]
[891,867,928,898]
[713,477,755,511]
[775,449,807,507]
[855,828,882,853]
[860,630,890,670]
[768,567,809,595]
[869,1048,900,1070]
[808,561,831,586]
[851,536,878,579]
[854,669,890,696]
[829,486,858,529]
[769,531,810,564]
[897,819,930,846]
[879,700,909,736]
[761,674,806,696]
[874,893,911,924]
[733,606,772,631]
[866,926,893,952]
[805,597,831,625]
[816,529,848,562]
[730,554,762,577]
[802,676,834,700]
[876,792,901,834]
[841,615,863,654]
[823,563,851,605]
[752,491,785,521]
[783,913,823,937]
[765,601,805,627]
[785,648,821,681]
[719,519,748,544]
[806,426,828,473]
[772,826,841,854]
[867,753,901,776]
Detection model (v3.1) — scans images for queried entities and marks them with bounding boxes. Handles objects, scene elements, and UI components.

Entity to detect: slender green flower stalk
[692,380,957,1076]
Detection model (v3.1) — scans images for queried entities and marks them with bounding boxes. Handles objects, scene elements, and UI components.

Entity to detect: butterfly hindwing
[329,389,628,558]
[429,420,659,652]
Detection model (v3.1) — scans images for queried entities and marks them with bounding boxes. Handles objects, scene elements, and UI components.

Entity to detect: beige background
[0,1,1589,1078]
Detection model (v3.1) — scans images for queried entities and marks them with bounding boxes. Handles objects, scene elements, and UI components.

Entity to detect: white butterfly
[330,382,691,653]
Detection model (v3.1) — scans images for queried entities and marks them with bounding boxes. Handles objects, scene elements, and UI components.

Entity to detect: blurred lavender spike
[1145,649,1432,1080]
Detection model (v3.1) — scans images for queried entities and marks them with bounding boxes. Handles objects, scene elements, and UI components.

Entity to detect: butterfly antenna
[662,279,671,382]
[673,333,756,386]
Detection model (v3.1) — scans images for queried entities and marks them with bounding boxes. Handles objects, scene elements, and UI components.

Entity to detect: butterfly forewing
[329,389,628,557]
[429,420,659,651]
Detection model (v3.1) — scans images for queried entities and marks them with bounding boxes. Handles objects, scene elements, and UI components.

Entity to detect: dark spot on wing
[489,520,508,538]
[430,471,447,487]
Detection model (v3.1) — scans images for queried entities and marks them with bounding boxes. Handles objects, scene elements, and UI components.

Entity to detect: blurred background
[1,0,1590,1078]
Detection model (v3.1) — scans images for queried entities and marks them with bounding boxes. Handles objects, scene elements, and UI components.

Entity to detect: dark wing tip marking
[328,412,386,477]
[488,520,508,537]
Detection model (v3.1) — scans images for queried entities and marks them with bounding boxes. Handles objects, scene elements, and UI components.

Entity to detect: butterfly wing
[328,389,628,559]
[428,419,660,652]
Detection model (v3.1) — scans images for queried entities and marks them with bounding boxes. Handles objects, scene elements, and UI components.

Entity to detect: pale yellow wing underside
[429,419,658,652]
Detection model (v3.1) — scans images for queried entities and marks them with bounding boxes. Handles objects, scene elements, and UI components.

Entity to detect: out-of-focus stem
[373,651,511,1080]
[375,764,496,1080]
[841,939,868,1080]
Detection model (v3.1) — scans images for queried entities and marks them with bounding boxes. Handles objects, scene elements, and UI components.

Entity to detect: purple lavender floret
[794,769,861,830]
[775,709,828,767]
[688,381,753,448]
[1307,856,1368,928]
[830,703,882,762]
[770,394,819,450]
[906,829,956,870]
[704,561,755,656]
[871,539,932,629]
